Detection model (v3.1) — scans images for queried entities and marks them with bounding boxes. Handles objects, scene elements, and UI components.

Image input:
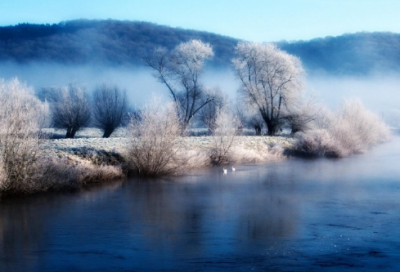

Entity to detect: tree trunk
[254,125,262,136]
[266,121,277,136]
[66,127,78,138]
[102,128,114,138]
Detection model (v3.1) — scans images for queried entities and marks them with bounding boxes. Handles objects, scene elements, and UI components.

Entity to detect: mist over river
[1,133,400,271]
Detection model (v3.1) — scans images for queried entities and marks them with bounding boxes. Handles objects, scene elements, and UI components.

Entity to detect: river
[1,135,400,271]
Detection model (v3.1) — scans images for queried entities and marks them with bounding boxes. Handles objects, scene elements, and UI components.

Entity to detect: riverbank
[41,128,295,164]
[0,128,296,196]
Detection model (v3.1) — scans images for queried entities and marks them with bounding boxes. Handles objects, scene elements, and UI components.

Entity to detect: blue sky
[1,0,400,42]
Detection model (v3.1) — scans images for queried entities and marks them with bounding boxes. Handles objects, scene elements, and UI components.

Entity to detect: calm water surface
[1,136,400,271]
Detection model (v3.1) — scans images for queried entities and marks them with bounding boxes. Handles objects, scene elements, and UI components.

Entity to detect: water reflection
[1,137,400,271]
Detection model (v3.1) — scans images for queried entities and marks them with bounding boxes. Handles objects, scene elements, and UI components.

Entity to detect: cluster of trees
[145,39,312,136]
[2,38,388,142]
[39,84,128,138]
[0,78,127,194]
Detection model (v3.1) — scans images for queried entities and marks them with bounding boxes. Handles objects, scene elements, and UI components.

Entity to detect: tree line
[36,39,309,139]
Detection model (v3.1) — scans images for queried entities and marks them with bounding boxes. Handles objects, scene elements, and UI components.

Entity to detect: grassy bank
[0,128,295,197]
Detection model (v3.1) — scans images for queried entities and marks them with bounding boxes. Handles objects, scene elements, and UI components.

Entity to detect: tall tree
[232,42,304,135]
[145,39,217,131]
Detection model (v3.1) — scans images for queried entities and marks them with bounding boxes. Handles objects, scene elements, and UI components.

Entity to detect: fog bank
[0,62,399,123]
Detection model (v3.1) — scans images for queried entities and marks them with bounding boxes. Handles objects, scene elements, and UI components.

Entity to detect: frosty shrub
[295,99,391,157]
[127,97,185,176]
[295,129,338,157]
[330,99,391,156]
[209,107,239,165]
[0,78,47,193]
[38,155,125,190]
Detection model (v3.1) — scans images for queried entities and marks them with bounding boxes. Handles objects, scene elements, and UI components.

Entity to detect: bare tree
[51,84,91,138]
[92,84,128,138]
[232,42,304,135]
[145,40,217,131]
[199,87,226,132]
[248,114,265,135]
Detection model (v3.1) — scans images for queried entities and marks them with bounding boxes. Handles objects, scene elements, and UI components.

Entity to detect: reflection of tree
[0,171,301,269]
[237,192,298,241]
[235,169,299,243]
[125,172,300,255]
[0,197,50,271]
[125,181,206,255]
[0,181,123,270]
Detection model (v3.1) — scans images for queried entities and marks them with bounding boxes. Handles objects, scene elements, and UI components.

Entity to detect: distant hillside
[0,19,239,67]
[1,20,400,75]
[280,32,400,75]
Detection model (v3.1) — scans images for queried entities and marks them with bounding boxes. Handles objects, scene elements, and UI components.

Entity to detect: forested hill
[0,19,239,66]
[1,19,400,75]
[279,32,400,75]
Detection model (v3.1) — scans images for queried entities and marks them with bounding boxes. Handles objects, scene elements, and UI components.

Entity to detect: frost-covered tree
[92,84,128,138]
[0,78,47,193]
[145,39,218,130]
[51,85,91,138]
[232,42,304,135]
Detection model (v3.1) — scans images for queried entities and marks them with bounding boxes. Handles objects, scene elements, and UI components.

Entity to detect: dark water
[1,137,400,271]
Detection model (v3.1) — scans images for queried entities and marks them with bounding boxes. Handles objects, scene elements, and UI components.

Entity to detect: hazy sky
[1,0,400,42]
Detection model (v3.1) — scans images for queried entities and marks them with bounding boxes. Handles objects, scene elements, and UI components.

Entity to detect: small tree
[232,42,304,135]
[127,97,184,176]
[145,40,217,131]
[209,107,239,165]
[92,84,128,138]
[199,88,226,132]
[248,114,264,135]
[51,85,91,138]
[284,95,320,134]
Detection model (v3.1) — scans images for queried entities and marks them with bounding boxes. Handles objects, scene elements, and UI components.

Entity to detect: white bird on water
[232,166,236,172]
[223,168,228,174]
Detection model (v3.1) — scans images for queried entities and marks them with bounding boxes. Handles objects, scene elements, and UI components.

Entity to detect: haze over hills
[0,19,399,75]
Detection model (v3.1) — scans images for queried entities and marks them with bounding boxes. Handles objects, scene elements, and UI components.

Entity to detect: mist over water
[0,63,242,107]
[0,62,169,106]
[0,62,399,124]
[308,75,400,112]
